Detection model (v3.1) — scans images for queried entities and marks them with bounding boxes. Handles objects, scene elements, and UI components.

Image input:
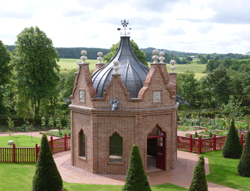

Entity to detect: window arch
[79,130,86,157]
[109,132,123,162]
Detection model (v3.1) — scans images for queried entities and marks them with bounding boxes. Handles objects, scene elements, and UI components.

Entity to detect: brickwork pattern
[70,62,178,174]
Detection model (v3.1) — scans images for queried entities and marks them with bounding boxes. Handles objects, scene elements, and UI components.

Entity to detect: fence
[177,134,245,154]
[0,134,70,163]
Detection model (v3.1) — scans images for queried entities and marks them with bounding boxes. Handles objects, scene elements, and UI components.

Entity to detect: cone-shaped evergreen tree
[238,131,250,177]
[189,156,208,191]
[222,118,242,159]
[32,134,63,191]
[122,144,151,191]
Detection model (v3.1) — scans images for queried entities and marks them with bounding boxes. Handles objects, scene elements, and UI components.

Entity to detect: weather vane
[117,19,132,36]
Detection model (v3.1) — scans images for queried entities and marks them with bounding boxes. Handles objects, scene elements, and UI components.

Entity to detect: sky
[1,0,250,54]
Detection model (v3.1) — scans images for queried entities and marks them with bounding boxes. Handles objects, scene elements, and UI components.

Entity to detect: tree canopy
[103,39,148,66]
[13,26,60,115]
[0,40,12,114]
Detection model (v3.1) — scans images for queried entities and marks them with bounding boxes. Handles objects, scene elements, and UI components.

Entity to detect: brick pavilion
[69,21,179,174]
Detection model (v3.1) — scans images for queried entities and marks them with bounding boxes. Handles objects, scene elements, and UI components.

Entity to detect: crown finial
[121,19,129,27]
[170,60,176,73]
[81,50,87,63]
[97,52,103,63]
[113,60,120,75]
[159,51,165,64]
[152,49,159,64]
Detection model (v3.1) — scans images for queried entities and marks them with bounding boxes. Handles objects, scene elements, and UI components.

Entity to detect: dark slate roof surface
[92,36,149,98]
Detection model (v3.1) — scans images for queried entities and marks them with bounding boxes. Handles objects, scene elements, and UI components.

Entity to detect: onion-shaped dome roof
[92,36,149,98]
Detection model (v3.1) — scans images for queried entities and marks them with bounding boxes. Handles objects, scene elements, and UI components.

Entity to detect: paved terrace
[0,131,239,191]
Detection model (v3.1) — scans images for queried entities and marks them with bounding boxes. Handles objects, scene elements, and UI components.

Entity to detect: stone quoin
[69,20,178,174]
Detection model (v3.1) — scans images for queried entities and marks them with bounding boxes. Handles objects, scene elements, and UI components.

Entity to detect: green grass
[57,59,207,79]
[203,150,250,191]
[58,58,96,72]
[0,162,187,191]
[0,135,41,147]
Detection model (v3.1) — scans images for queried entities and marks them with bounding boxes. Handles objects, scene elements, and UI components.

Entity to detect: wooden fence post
[190,134,193,153]
[50,136,53,152]
[240,134,244,148]
[64,133,67,151]
[213,134,216,151]
[35,144,39,161]
[198,136,202,154]
[13,143,15,162]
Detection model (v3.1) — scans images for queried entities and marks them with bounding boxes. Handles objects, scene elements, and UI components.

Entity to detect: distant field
[57,59,207,79]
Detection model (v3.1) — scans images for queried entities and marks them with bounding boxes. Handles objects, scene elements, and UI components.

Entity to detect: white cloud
[0,0,249,54]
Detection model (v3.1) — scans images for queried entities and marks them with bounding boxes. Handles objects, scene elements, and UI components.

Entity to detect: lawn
[0,135,41,147]
[203,150,250,191]
[0,162,187,191]
[58,59,207,79]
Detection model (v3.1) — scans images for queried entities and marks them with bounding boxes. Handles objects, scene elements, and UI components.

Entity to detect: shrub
[194,131,198,138]
[222,118,243,159]
[32,134,63,191]
[189,156,208,191]
[122,144,151,191]
[209,131,213,137]
[238,131,250,177]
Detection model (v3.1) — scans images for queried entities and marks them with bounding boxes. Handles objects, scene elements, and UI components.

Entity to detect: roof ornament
[159,51,165,64]
[113,60,120,75]
[81,50,87,64]
[97,52,103,63]
[170,60,176,73]
[117,19,132,37]
[152,49,159,64]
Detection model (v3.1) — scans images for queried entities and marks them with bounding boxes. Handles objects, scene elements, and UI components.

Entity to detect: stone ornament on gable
[81,50,87,64]
[170,60,176,73]
[97,52,103,63]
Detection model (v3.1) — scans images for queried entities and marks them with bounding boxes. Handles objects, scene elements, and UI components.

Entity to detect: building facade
[69,23,178,174]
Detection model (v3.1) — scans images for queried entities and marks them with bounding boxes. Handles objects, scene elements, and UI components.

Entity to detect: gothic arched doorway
[147,125,166,171]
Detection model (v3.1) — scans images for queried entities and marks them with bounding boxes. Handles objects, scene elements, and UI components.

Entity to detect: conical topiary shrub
[189,156,208,191]
[222,118,242,159]
[238,131,250,177]
[122,144,151,191]
[32,134,63,191]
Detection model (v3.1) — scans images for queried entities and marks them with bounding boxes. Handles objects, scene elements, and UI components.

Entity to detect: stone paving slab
[53,150,239,191]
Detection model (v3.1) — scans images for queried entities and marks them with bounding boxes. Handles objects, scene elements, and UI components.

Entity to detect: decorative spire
[113,60,120,75]
[97,52,103,63]
[117,19,131,37]
[159,51,165,64]
[81,50,87,64]
[152,49,159,64]
[170,60,176,73]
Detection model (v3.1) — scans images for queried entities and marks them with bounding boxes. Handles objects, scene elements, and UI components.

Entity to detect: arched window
[79,130,85,157]
[109,132,123,162]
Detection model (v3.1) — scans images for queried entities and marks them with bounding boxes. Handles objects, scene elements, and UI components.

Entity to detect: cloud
[0,1,37,20]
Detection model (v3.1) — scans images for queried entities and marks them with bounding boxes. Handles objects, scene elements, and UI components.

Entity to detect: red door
[156,136,165,170]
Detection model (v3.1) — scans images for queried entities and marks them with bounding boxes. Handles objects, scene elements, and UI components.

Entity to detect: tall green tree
[103,39,148,66]
[122,144,151,191]
[13,26,60,115]
[32,134,63,191]
[177,71,198,108]
[201,65,231,109]
[0,40,12,114]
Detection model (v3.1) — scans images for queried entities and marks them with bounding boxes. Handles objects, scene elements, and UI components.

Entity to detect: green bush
[189,156,208,191]
[222,118,243,159]
[122,145,151,191]
[238,131,250,177]
[32,134,63,191]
